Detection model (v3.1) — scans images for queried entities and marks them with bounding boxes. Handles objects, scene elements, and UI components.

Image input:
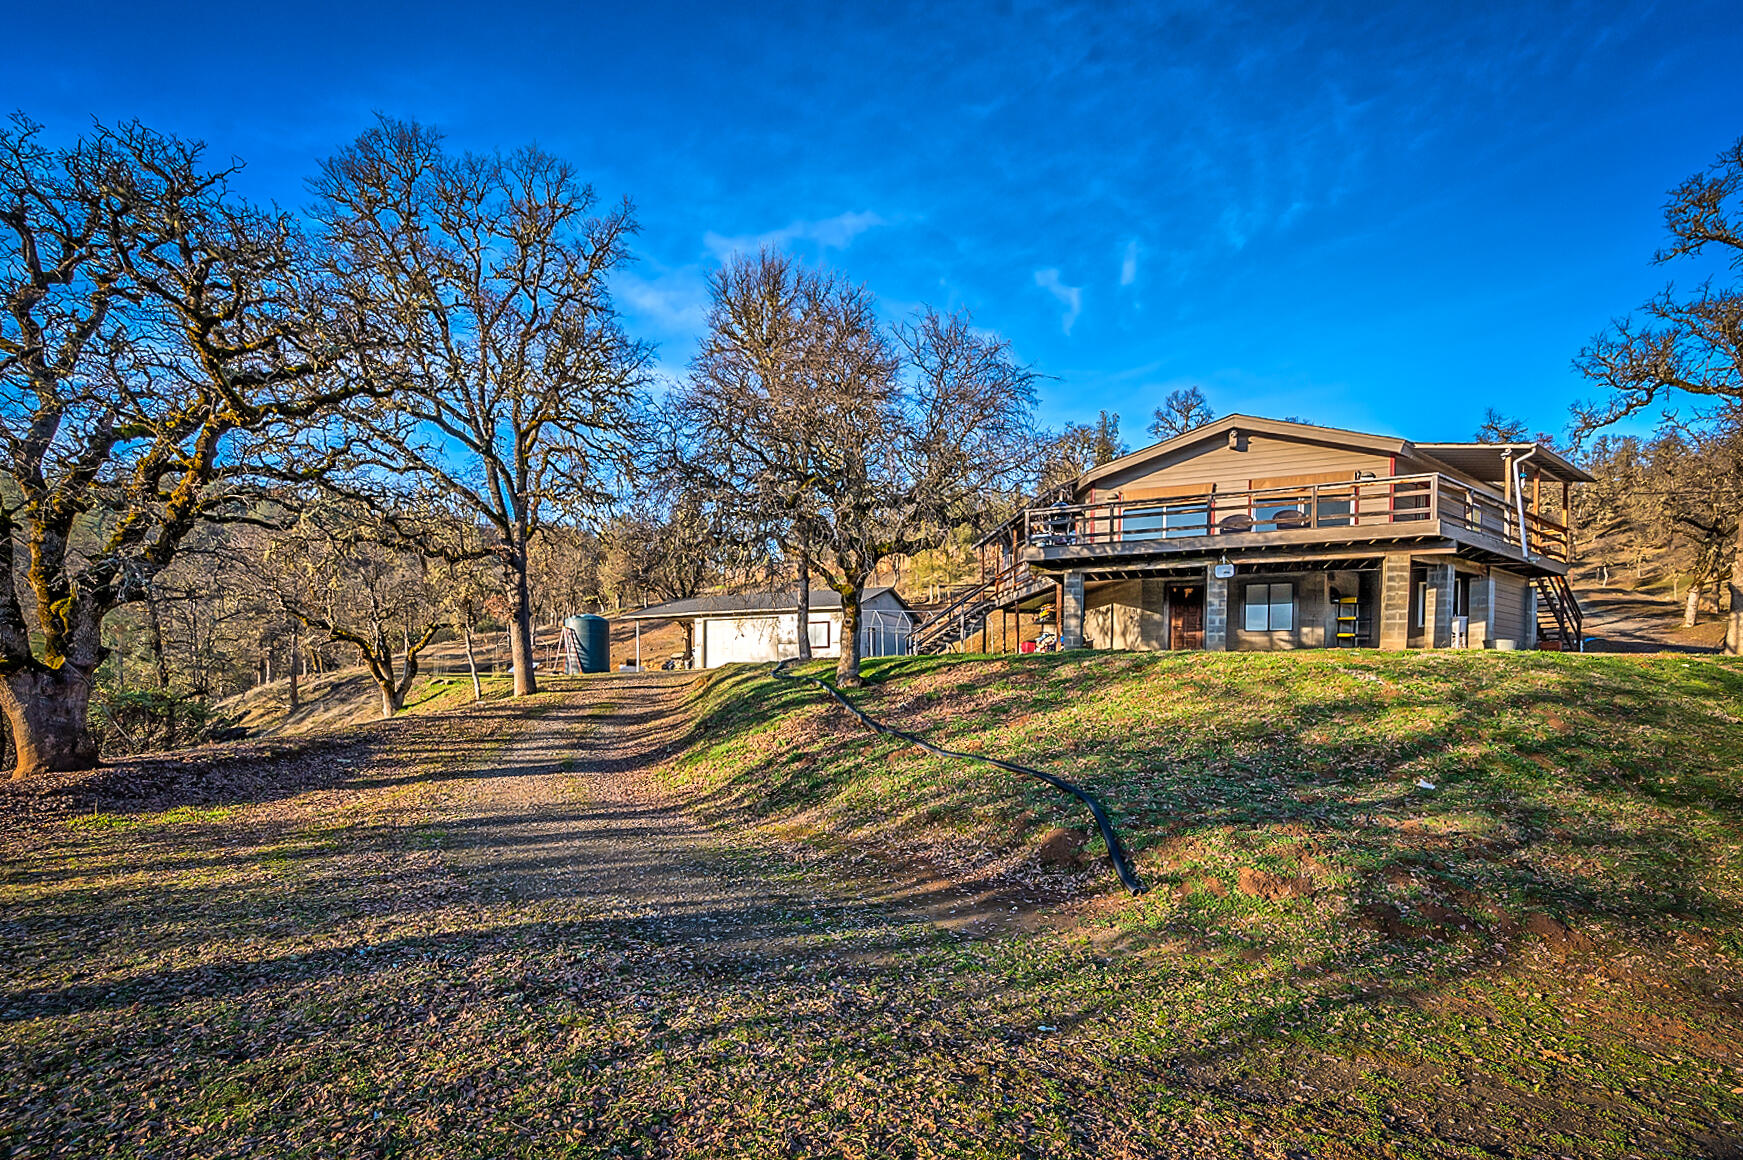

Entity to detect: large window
[1252,494,1308,530]
[1314,488,1354,527]
[808,619,832,649]
[1122,501,1205,541]
[1243,582,1294,632]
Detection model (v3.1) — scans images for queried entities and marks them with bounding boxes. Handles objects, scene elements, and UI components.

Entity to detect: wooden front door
[1168,584,1204,649]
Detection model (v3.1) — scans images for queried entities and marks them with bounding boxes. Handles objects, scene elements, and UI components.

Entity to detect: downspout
[1510,445,1539,557]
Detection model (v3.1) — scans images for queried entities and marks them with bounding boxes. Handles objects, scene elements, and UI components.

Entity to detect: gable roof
[1077,414,1410,490]
[619,586,907,621]
[1076,413,1592,489]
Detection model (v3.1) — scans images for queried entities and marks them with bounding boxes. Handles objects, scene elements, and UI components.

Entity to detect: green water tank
[565,614,611,674]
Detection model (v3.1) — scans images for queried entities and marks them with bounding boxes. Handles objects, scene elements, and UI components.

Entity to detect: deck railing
[1018,473,1569,563]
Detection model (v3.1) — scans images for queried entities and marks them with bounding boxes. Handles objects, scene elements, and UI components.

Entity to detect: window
[1122,501,1205,540]
[1252,495,1309,530]
[807,619,831,648]
[1314,488,1354,528]
[1243,582,1294,632]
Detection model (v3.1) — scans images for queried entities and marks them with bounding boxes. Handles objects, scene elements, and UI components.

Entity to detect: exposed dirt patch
[1527,911,1596,953]
[1237,866,1315,900]
[1035,826,1089,867]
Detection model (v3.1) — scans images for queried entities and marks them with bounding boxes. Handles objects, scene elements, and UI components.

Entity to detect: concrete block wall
[1378,555,1411,650]
[1061,572,1086,649]
[1205,566,1229,651]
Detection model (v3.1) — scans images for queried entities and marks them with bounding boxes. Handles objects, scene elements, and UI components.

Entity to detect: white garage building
[624,587,915,669]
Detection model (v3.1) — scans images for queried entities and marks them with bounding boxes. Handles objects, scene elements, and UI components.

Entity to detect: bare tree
[1039,409,1125,495]
[671,250,826,656]
[804,303,1037,685]
[1475,408,1530,443]
[270,505,446,718]
[314,118,647,698]
[0,116,380,777]
[1574,135,1743,652]
[1147,386,1214,440]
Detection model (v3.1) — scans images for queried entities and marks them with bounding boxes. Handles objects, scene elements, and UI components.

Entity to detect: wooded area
[5,113,1743,776]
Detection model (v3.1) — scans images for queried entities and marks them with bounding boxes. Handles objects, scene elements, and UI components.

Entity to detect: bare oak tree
[314,118,647,697]
[671,250,826,656]
[673,264,1037,685]
[1147,386,1214,440]
[0,117,378,776]
[1575,136,1743,652]
[269,505,446,718]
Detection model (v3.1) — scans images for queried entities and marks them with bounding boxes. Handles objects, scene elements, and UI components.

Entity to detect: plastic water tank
[565,614,611,674]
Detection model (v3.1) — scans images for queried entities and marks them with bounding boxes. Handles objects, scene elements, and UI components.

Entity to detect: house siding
[1086,432,1395,499]
[1492,569,1531,647]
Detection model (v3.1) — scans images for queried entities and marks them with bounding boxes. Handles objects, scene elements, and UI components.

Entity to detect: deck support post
[1060,573,1085,650]
[1379,555,1411,650]
[1204,564,1229,652]
[1424,562,1455,648]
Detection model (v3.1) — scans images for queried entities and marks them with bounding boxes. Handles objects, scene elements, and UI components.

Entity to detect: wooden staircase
[910,581,997,655]
[1534,574,1584,651]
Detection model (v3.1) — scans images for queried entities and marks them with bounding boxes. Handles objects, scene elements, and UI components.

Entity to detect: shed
[621,587,915,669]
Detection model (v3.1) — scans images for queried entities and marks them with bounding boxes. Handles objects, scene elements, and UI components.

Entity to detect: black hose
[771,659,1147,895]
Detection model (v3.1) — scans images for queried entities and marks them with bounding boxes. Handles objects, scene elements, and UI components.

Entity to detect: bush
[88,689,228,758]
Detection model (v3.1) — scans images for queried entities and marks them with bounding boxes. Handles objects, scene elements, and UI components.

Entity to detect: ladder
[1333,595,1366,648]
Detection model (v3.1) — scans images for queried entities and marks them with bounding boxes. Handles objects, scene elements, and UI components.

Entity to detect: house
[912,414,1592,655]
[622,587,916,669]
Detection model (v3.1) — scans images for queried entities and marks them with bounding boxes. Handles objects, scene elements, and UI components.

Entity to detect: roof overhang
[1414,443,1594,484]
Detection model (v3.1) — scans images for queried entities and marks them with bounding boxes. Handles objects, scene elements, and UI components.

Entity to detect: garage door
[703,617,785,667]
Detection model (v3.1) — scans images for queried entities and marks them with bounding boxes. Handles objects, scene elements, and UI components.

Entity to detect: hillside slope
[662,650,1743,1150]
[222,617,689,737]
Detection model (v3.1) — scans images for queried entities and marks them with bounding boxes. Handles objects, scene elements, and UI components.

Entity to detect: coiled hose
[771,659,1147,895]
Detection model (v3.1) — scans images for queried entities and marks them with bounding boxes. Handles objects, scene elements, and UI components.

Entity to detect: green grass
[675,651,1743,939]
[655,650,1743,1153]
[3,652,1740,1158]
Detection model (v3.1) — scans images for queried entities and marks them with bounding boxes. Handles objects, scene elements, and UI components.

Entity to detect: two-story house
[912,414,1590,655]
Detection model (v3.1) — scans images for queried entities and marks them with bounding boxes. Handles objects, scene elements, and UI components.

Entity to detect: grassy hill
[662,650,1743,1148]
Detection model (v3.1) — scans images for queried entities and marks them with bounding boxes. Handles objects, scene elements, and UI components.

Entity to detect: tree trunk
[1685,581,1703,628]
[834,584,865,687]
[795,534,812,661]
[379,682,402,719]
[462,619,483,701]
[507,543,539,696]
[1,667,100,778]
[1728,521,1743,656]
[288,622,301,711]
[145,593,171,690]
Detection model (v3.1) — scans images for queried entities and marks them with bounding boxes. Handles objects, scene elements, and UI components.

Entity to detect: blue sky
[9,1,1741,444]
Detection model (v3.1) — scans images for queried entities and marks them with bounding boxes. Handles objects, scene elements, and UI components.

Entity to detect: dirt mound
[1527,912,1595,953]
[1034,827,1088,867]
[1237,866,1315,900]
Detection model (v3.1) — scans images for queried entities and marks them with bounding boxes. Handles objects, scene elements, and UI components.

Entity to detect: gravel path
[427,672,1025,967]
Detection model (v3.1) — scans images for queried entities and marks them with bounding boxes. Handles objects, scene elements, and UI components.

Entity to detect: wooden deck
[997,473,1570,579]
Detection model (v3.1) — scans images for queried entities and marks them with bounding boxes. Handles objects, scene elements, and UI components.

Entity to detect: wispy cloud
[703,210,886,261]
[1119,240,1139,287]
[613,266,710,336]
[1033,268,1082,335]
